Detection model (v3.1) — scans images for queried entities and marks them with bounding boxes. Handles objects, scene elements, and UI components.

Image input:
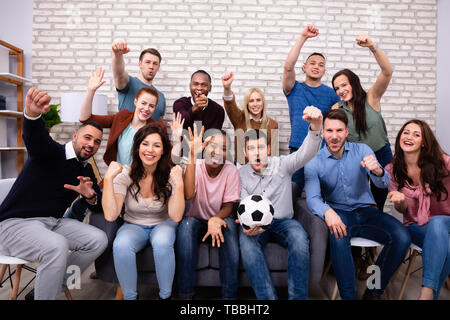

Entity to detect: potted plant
[42,104,61,130]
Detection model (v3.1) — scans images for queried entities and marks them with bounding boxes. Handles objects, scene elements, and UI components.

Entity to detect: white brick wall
[35,0,438,176]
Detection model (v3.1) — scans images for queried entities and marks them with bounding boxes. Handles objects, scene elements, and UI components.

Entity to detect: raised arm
[221,72,244,127]
[79,67,106,122]
[112,40,130,91]
[167,165,185,223]
[23,88,62,159]
[169,112,185,162]
[283,24,319,95]
[283,106,323,175]
[102,161,126,222]
[356,34,394,111]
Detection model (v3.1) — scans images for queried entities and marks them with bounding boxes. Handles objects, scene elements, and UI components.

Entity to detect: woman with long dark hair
[332,34,394,211]
[386,119,450,300]
[102,123,185,300]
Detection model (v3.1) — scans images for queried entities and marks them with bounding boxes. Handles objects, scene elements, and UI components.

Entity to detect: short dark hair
[191,70,212,84]
[323,109,348,127]
[244,129,268,146]
[306,52,325,63]
[78,121,103,133]
[139,48,162,63]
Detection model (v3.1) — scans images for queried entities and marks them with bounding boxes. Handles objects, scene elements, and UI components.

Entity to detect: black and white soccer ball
[237,194,274,230]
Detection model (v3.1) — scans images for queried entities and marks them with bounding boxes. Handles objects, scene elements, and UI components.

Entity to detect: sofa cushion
[209,242,288,271]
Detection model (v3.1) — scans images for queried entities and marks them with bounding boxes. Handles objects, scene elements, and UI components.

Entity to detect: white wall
[0,0,33,178]
[436,0,450,153]
[1,0,448,177]
[31,0,439,157]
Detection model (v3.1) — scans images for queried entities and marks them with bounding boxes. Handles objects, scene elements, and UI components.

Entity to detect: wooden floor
[1,253,449,300]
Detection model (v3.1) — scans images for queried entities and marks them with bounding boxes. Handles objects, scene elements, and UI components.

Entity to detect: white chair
[0,255,36,300]
[0,178,72,300]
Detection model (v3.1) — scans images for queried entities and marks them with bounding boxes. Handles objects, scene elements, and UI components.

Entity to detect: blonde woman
[221,72,278,164]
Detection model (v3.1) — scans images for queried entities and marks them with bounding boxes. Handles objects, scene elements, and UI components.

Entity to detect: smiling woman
[386,119,450,300]
[101,123,185,300]
[331,33,394,212]
[221,72,279,164]
[79,67,167,169]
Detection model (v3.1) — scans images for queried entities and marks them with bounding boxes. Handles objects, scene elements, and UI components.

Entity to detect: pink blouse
[386,154,450,226]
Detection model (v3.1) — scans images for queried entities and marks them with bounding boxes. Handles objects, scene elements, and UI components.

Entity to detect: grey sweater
[239,127,322,219]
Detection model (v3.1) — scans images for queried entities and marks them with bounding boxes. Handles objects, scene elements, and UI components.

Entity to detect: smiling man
[0,88,107,300]
[304,109,410,300]
[173,70,225,131]
[283,24,340,195]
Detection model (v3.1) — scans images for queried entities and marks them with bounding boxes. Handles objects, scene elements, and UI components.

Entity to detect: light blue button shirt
[116,123,138,166]
[305,142,390,219]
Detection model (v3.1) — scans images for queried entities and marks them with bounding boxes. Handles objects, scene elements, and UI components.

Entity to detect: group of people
[0,24,448,301]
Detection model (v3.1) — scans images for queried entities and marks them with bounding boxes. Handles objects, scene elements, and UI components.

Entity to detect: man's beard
[75,146,92,161]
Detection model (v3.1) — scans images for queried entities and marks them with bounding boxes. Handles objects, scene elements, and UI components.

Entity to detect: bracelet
[223,95,234,101]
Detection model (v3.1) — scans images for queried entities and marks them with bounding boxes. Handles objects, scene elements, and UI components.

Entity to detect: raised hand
[25,88,51,118]
[112,40,130,55]
[301,24,319,39]
[302,105,323,131]
[88,67,106,92]
[202,216,227,247]
[184,123,211,161]
[104,161,123,181]
[361,154,383,176]
[170,165,184,189]
[356,33,375,50]
[221,72,234,90]
[168,112,185,142]
[64,176,96,199]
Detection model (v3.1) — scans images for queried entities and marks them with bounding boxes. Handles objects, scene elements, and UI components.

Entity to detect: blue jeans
[330,207,410,300]
[371,143,393,211]
[176,216,239,299]
[407,215,450,299]
[113,220,178,300]
[64,197,89,222]
[239,218,310,300]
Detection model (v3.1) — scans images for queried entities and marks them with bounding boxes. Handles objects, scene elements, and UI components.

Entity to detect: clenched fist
[356,34,376,51]
[301,24,319,39]
[170,165,184,189]
[302,105,323,131]
[360,154,383,176]
[112,40,130,55]
[221,72,234,90]
[25,88,51,118]
[104,161,123,181]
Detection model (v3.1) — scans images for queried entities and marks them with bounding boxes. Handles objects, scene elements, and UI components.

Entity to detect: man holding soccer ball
[237,105,323,300]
